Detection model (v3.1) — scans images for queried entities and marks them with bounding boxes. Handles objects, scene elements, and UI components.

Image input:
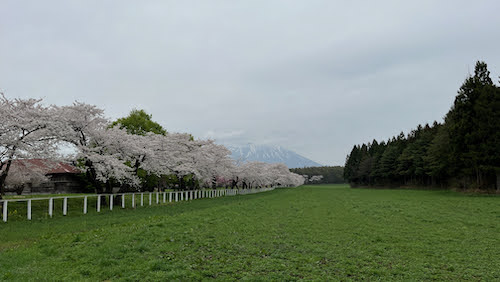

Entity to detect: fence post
[163,192,166,203]
[63,197,68,216]
[109,195,113,211]
[97,195,101,212]
[2,201,7,222]
[175,192,179,202]
[149,193,152,206]
[49,198,53,217]
[141,193,144,206]
[156,192,159,204]
[122,194,125,208]
[132,194,135,208]
[84,196,88,214]
[169,192,172,202]
[27,199,32,220]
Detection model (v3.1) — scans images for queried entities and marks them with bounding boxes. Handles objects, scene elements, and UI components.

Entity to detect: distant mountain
[226,143,322,169]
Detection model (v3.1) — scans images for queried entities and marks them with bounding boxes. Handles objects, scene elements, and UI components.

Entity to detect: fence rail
[0,187,275,223]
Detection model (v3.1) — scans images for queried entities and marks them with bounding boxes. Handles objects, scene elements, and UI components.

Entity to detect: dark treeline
[290,166,344,184]
[344,61,500,190]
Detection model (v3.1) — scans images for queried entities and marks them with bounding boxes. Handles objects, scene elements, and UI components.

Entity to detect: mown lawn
[0,185,498,280]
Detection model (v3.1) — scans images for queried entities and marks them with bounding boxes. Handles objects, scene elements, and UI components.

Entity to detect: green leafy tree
[111,109,166,136]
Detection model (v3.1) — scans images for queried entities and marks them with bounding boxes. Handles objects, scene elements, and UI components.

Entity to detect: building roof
[6,159,81,174]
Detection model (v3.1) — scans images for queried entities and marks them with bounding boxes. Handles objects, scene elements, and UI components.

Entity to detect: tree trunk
[85,159,103,193]
[231,177,238,189]
[212,176,217,189]
[105,181,113,194]
[0,159,14,200]
[179,176,186,190]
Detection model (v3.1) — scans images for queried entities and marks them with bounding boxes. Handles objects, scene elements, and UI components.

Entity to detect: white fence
[0,187,275,223]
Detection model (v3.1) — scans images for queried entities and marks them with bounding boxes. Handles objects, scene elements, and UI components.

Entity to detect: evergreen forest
[290,166,344,184]
[344,61,500,190]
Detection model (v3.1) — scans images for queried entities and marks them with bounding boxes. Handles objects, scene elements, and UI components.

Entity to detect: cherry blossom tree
[1,95,304,197]
[56,103,140,193]
[309,175,324,183]
[4,160,49,195]
[144,133,207,190]
[78,127,141,192]
[193,140,234,188]
[0,94,61,199]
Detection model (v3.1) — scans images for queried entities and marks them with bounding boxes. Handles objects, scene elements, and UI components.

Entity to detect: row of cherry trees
[0,95,304,198]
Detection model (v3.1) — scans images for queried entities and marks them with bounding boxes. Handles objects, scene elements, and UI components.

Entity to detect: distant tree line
[290,166,344,184]
[344,61,500,191]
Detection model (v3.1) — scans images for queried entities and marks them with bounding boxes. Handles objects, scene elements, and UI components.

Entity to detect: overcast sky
[1,1,499,165]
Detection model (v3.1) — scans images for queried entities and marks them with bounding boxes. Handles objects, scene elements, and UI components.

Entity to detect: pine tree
[445,61,499,189]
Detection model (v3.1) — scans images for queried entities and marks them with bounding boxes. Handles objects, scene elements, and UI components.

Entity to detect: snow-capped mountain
[226,143,322,168]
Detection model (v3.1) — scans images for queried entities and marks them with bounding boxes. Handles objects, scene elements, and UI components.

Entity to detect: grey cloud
[1,0,500,165]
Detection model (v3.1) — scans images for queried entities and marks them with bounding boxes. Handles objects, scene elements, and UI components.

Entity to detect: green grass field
[0,185,499,280]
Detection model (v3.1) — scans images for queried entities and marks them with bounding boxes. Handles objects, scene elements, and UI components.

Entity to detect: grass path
[0,185,499,280]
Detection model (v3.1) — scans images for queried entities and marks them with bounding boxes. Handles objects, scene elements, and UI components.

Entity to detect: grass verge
[0,185,498,280]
